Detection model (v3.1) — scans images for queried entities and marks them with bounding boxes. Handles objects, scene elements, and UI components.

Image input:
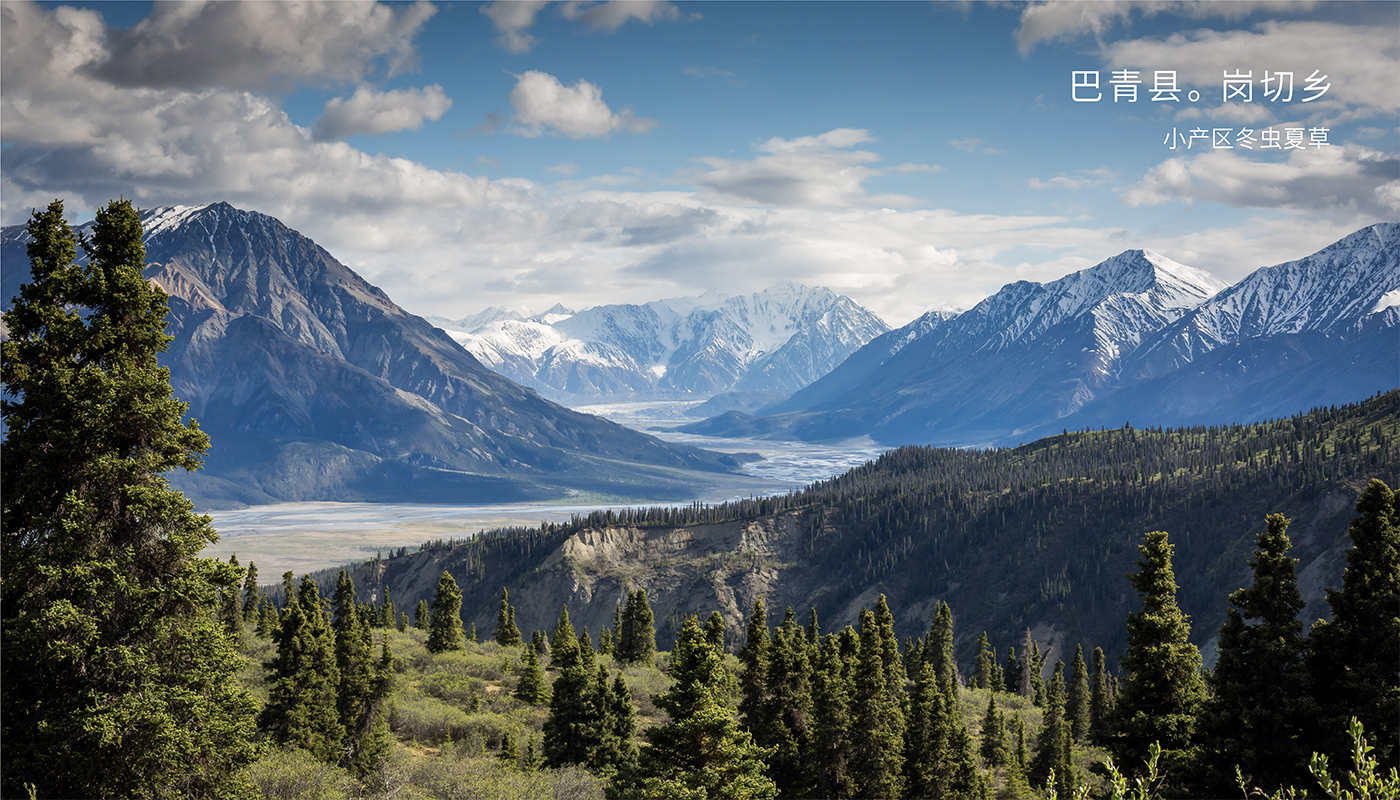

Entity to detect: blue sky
[3,1,1397,323]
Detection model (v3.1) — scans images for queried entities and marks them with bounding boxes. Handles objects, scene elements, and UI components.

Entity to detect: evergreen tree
[523,736,540,771]
[551,605,581,666]
[1197,513,1309,795]
[610,671,640,775]
[1067,644,1091,744]
[262,576,344,763]
[903,662,946,799]
[532,628,550,656]
[1031,641,1046,706]
[990,646,1003,692]
[544,606,599,768]
[850,609,905,799]
[939,678,990,800]
[618,588,657,665]
[332,570,388,775]
[1110,530,1206,784]
[926,601,955,689]
[414,599,430,630]
[739,598,772,744]
[615,615,777,800]
[766,608,815,798]
[980,692,1008,768]
[1004,646,1020,694]
[599,626,614,655]
[494,587,523,646]
[1090,646,1110,740]
[499,730,518,769]
[1,199,258,798]
[874,594,907,693]
[220,555,245,640]
[397,611,409,632]
[516,644,549,705]
[468,621,477,643]
[1019,630,1036,700]
[705,610,727,653]
[380,588,396,630]
[586,664,637,779]
[973,631,994,689]
[426,571,466,653]
[1030,661,1072,797]
[812,628,859,799]
[1307,480,1400,769]
[242,561,261,623]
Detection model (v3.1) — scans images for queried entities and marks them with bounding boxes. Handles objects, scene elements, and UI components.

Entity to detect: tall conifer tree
[262,577,344,763]
[1067,644,1091,744]
[1090,647,1110,740]
[767,609,815,798]
[739,597,772,746]
[813,628,859,799]
[851,609,905,799]
[973,631,994,689]
[1,199,258,798]
[426,571,465,653]
[494,587,523,646]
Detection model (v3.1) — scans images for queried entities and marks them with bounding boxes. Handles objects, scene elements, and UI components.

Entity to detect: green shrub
[244,747,353,800]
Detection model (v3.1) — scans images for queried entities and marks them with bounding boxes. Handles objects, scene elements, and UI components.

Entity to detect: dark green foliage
[739,597,771,745]
[903,662,945,798]
[1018,630,1035,701]
[980,692,1008,768]
[414,599,429,630]
[1110,531,1206,782]
[221,555,246,639]
[599,625,614,655]
[1031,641,1046,706]
[1307,479,1400,769]
[812,627,859,798]
[426,571,465,653]
[544,606,600,768]
[1090,646,1110,740]
[262,576,344,763]
[1198,513,1309,794]
[705,610,726,652]
[1067,644,1091,744]
[766,608,815,798]
[616,615,777,800]
[926,601,955,689]
[242,561,261,623]
[499,730,518,769]
[1004,646,1020,694]
[516,644,549,705]
[532,628,550,655]
[397,611,409,631]
[973,631,994,689]
[1,199,258,799]
[851,609,905,799]
[1030,661,1072,797]
[617,588,657,666]
[330,572,392,776]
[379,588,395,630]
[494,587,523,646]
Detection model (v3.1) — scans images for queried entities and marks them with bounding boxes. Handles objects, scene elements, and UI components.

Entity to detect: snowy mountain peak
[140,204,214,238]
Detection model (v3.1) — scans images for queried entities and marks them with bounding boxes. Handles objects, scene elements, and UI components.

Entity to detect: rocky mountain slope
[1,203,743,507]
[330,391,1399,670]
[436,284,889,403]
[686,226,1398,446]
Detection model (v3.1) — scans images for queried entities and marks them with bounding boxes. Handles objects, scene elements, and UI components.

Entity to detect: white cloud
[547,162,580,176]
[509,70,656,139]
[889,163,944,175]
[96,0,437,91]
[950,137,1003,155]
[1119,145,1400,218]
[312,85,451,141]
[559,1,688,33]
[479,0,549,54]
[1028,167,1118,190]
[1100,21,1399,122]
[688,128,910,208]
[1015,1,1316,54]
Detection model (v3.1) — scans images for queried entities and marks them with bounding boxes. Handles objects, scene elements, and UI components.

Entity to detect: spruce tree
[926,601,955,689]
[332,570,388,775]
[516,644,549,705]
[766,609,815,798]
[609,671,640,776]
[616,615,777,799]
[980,692,1008,768]
[990,646,1003,691]
[1004,646,1020,694]
[1090,646,1110,740]
[1307,480,1400,769]
[618,588,657,665]
[739,597,772,744]
[494,587,523,646]
[875,594,906,693]
[415,599,430,629]
[544,606,599,768]
[532,628,550,656]
[903,662,946,799]
[1198,513,1309,795]
[499,730,518,769]
[973,631,994,689]
[1031,641,1046,706]
[1030,661,1072,797]
[426,571,466,653]
[1110,530,1206,784]
[705,610,727,653]
[1,199,258,798]
[851,609,905,799]
[1019,630,1036,700]
[262,576,344,763]
[242,561,261,623]
[812,628,859,799]
[1067,644,1091,744]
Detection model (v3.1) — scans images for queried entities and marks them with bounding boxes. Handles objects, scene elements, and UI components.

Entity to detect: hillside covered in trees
[323,390,1399,670]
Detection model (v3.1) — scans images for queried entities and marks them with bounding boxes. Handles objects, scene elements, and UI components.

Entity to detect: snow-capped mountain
[1,202,741,506]
[436,284,890,402]
[684,232,1398,447]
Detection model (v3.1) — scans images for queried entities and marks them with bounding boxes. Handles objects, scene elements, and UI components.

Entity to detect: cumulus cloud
[559,1,688,32]
[1101,21,1399,122]
[1028,167,1118,190]
[509,70,656,139]
[95,0,437,91]
[312,84,451,141]
[1015,1,1316,53]
[479,0,549,54]
[1119,145,1400,218]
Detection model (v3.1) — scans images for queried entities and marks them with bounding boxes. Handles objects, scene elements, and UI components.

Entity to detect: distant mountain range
[1,203,744,508]
[430,284,890,403]
[682,224,1399,446]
